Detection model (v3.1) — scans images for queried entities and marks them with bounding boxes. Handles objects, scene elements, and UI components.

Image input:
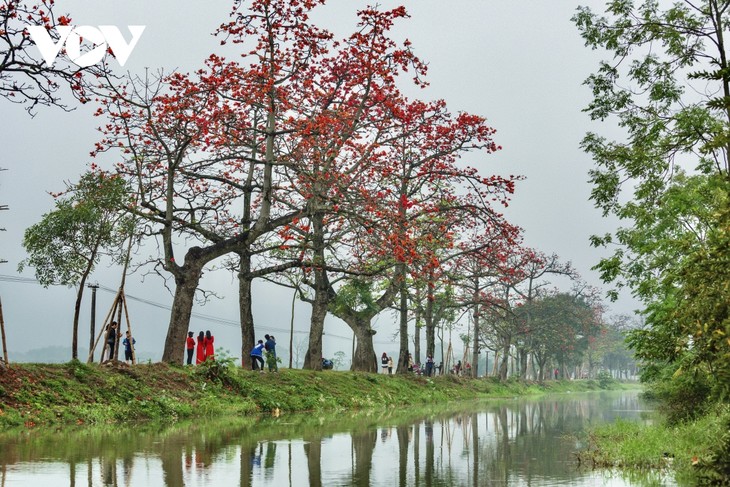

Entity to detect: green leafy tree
[19,171,132,359]
[574,0,730,400]
[526,292,602,381]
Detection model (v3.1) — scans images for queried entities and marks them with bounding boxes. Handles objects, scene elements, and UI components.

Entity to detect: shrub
[695,407,730,483]
[596,370,615,389]
[194,349,238,386]
[643,363,712,423]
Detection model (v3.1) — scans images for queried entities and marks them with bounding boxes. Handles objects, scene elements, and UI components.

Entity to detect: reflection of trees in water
[303,438,322,487]
[396,424,409,487]
[0,392,645,486]
[351,427,376,486]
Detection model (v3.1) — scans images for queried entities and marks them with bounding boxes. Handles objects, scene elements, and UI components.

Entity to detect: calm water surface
[0,390,678,486]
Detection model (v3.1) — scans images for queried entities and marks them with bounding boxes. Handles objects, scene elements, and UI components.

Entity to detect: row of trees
[90,0,523,372]
[6,0,632,377]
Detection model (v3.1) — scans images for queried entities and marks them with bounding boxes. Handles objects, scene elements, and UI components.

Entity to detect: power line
[0,273,396,345]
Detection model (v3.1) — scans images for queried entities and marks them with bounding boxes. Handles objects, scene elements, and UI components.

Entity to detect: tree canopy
[574,0,730,401]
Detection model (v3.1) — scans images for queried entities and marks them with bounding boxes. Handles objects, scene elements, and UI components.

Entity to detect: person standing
[196,331,206,364]
[425,355,434,377]
[381,352,389,374]
[105,321,120,362]
[204,330,215,361]
[387,356,394,375]
[186,331,196,365]
[122,331,136,365]
[250,339,265,371]
[264,334,278,372]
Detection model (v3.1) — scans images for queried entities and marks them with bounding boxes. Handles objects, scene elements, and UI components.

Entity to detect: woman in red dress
[204,330,215,361]
[196,331,206,364]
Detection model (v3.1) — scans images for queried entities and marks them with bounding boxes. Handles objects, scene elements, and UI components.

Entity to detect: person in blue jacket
[250,339,265,371]
[264,334,278,372]
[122,331,136,365]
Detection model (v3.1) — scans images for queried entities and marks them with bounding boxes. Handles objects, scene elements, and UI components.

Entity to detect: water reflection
[0,390,678,486]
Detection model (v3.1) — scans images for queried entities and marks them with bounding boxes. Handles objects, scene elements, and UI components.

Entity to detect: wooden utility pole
[0,296,9,365]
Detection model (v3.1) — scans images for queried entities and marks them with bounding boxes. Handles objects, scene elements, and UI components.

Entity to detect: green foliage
[18,171,132,286]
[580,404,730,484]
[193,349,238,386]
[695,408,730,484]
[524,292,602,370]
[640,361,712,423]
[596,370,616,389]
[264,350,280,371]
[65,359,92,382]
[329,279,378,317]
[573,0,730,411]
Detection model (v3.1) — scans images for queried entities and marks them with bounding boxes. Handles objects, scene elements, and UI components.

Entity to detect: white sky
[0,1,636,362]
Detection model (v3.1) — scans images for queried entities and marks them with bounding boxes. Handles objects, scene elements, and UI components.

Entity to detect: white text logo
[26,25,145,68]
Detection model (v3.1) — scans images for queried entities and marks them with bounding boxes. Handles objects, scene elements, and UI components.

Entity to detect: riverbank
[577,403,730,484]
[0,360,627,429]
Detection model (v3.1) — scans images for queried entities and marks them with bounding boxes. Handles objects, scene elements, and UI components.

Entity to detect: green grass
[0,361,619,430]
[578,404,730,484]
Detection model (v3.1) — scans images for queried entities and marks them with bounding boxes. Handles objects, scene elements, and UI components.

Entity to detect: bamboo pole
[0,296,9,365]
[88,289,120,363]
[113,295,123,361]
[87,291,116,362]
[113,235,133,363]
[121,293,136,364]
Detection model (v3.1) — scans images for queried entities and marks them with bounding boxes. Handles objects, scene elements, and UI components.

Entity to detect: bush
[643,363,712,423]
[265,351,280,371]
[695,407,730,484]
[194,349,238,386]
[596,370,616,389]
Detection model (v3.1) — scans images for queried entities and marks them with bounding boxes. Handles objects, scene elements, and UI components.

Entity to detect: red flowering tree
[357,96,519,373]
[95,0,343,363]
[309,95,518,372]
[448,221,523,377]
[1,0,108,113]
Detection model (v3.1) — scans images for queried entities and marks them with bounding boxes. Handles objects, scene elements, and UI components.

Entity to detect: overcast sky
[0,1,634,363]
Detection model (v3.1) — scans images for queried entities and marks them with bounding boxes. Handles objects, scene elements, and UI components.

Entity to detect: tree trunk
[71,274,87,360]
[238,251,256,367]
[425,278,435,360]
[304,267,327,371]
[345,315,378,372]
[471,281,479,377]
[161,261,204,364]
[397,263,409,374]
[72,243,99,360]
[518,347,529,380]
[499,338,510,381]
[414,287,422,364]
[304,212,328,371]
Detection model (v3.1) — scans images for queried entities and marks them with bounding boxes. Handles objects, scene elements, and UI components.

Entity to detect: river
[0,389,677,486]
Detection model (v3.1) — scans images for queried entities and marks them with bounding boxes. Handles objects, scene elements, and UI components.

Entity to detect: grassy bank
[577,404,730,484]
[0,360,619,430]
